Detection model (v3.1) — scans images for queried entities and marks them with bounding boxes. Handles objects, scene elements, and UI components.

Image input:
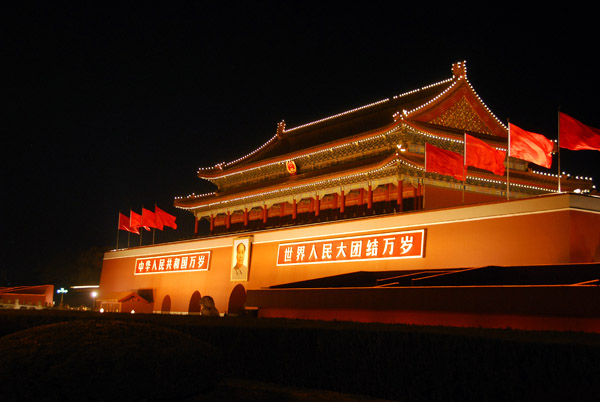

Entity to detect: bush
[0,319,222,402]
[1,311,599,401]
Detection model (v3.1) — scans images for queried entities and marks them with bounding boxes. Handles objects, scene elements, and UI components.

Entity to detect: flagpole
[116,212,120,250]
[140,205,143,247]
[129,209,133,248]
[462,134,466,204]
[423,146,426,210]
[421,177,425,210]
[153,202,157,245]
[557,107,562,193]
[506,119,511,200]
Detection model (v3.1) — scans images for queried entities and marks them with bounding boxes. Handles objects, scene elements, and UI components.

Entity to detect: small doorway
[227,284,247,315]
[161,295,171,314]
[188,291,202,314]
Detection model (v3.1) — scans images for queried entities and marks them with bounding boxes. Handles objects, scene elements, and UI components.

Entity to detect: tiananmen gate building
[98,61,600,333]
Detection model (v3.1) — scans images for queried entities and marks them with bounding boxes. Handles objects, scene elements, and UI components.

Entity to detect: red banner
[465,134,506,175]
[155,206,177,230]
[425,143,464,181]
[509,123,553,168]
[130,210,147,230]
[277,229,425,266]
[118,212,139,234]
[559,112,600,151]
[142,208,159,230]
[134,251,211,275]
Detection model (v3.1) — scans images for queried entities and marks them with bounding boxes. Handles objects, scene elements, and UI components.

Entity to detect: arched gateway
[188,291,201,314]
[160,295,171,314]
[227,284,246,316]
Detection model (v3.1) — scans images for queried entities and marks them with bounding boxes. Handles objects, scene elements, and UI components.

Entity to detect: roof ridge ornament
[277,120,286,138]
[452,60,467,80]
[393,109,408,122]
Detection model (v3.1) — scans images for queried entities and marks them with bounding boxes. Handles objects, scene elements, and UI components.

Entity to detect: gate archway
[188,290,202,314]
[161,295,171,314]
[228,284,246,315]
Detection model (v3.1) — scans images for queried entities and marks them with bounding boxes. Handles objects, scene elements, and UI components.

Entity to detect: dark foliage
[1,310,599,402]
[0,318,221,402]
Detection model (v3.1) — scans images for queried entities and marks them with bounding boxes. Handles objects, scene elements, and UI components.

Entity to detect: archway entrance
[228,284,246,315]
[188,290,202,314]
[161,295,171,314]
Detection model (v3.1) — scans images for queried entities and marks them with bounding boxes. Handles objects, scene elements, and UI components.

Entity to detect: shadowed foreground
[1,310,598,401]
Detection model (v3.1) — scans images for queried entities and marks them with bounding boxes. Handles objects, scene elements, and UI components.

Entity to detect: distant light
[99,308,105,313]
[131,310,136,314]
[91,291,97,298]
[57,288,68,294]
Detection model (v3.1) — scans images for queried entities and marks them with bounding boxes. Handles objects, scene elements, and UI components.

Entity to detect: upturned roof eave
[197,118,406,182]
[403,65,508,138]
[177,152,403,210]
[196,74,459,178]
[404,119,508,149]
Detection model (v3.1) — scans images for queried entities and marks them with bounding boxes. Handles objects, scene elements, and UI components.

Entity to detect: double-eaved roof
[174,61,592,215]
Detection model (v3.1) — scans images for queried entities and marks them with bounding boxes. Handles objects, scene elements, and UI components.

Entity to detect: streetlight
[91,291,97,312]
[57,288,68,308]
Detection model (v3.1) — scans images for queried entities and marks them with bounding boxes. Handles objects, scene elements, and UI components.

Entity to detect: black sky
[4,3,599,285]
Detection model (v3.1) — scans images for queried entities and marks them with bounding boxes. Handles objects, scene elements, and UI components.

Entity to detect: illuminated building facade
[99,62,599,332]
[0,285,54,310]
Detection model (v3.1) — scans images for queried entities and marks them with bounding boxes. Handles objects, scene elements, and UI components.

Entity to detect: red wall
[99,194,600,315]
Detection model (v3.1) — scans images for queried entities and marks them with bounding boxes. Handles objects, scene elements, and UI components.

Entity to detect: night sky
[4,3,599,286]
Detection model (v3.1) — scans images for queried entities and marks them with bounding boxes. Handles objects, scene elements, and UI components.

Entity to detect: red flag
[130,210,149,231]
[118,212,139,234]
[155,206,177,230]
[509,123,553,169]
[142,207,160,230]
[465,134,506,175]
[425,143,464,181]
[559,112,600,151]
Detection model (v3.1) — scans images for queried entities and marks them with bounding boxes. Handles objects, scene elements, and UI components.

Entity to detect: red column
[333,193,339,217]
[209,214,214,233]
[367,185,373,210]
[314,195,320,217]
[418,183,423,210]
[195,216,199,235]
[397,180,403,212]
[292,199,297,220]
[263,205,267,224]
[226,211,231,229]
[244,208,248,226]
[340,190,345,214]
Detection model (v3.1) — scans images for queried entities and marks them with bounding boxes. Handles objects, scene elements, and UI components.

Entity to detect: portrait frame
[231,236,252,281]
